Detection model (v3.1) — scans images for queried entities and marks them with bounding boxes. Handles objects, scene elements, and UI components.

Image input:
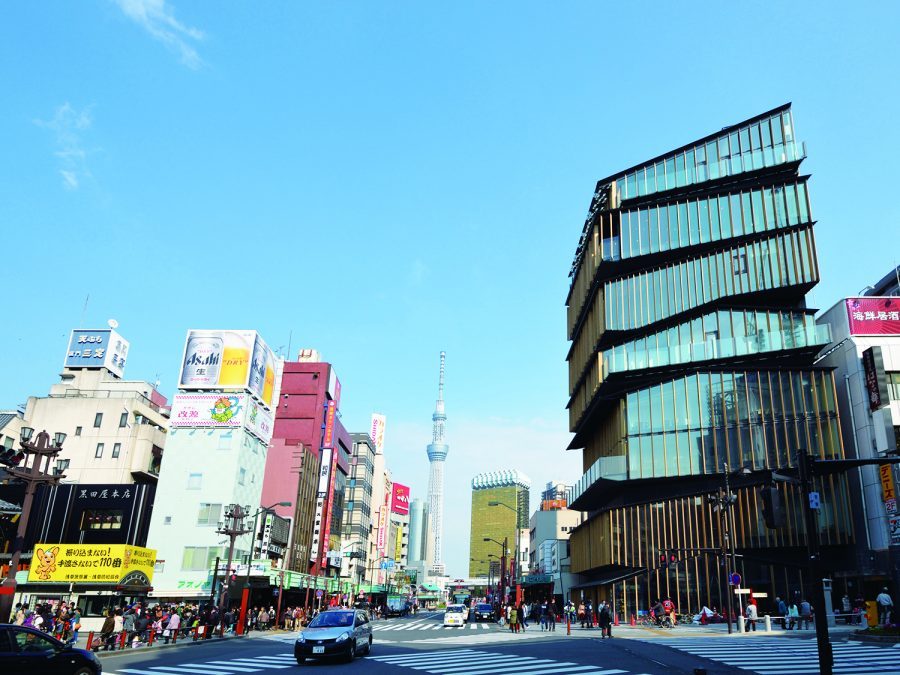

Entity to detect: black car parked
[473,603,495,622]
[0,624,101,674]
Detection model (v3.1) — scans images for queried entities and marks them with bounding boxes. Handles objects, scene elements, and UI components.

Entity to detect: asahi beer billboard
[179,329,278,407]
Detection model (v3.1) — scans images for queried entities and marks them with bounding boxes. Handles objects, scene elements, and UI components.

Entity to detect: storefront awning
[570,566,646,589]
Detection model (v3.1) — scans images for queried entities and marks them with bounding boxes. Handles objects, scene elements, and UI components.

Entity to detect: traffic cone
[630,613,636,626]
[614,612,619,626]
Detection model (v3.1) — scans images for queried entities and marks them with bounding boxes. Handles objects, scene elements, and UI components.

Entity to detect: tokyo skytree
[426,351,448,575]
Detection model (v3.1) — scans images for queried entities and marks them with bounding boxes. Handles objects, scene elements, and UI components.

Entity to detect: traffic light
[0,448,24,468]
[658,550,667,568]
[667,552,678,570]
[760,486,787,529]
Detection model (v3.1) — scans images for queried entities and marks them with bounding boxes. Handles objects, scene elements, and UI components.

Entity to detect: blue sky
[2,1,899,576]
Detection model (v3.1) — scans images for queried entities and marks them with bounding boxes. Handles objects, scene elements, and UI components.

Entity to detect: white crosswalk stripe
[373,620,495,631]
[655,637,900,675]
[106,652,298,675]
[413,631,554,646]
[367,648,628,674]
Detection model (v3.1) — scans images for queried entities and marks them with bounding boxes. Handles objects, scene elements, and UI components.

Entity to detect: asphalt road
[96,614,746,675]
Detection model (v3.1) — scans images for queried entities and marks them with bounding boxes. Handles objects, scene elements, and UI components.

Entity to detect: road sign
[735,589,751,594]
[809,491,821,509]
[380,560,395,570]
[316,590,323,598]
[752,592,768,598]
[729,573,741,586]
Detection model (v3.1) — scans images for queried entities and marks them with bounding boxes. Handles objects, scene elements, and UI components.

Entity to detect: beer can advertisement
[179,329,279,407]
[28,543,156,586]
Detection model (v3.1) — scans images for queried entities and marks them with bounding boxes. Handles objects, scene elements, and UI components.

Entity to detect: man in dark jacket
[598,602,612,638]
[99,610,116,651]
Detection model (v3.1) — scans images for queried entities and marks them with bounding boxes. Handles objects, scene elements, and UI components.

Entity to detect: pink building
[261,359,351,574]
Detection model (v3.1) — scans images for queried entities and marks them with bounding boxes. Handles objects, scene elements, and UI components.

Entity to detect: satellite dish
[108,319,119,329]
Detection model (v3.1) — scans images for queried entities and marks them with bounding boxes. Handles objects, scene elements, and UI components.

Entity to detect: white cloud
[112,0,204,69]
[34,103,95,191]
[382,415,579,578]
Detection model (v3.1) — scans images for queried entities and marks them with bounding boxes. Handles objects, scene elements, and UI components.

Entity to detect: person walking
[548,600,557,631]
[70,607,82,645]
[164,608,180,644]
[521,602,529,630]
[877,588,894,626]
[787,601,799,630]
[577,601,585,627]
[99,610,116,651]
[508,605,518,633]
[745,601,758,632]
[598,602,612,639]
[584,600,594,629]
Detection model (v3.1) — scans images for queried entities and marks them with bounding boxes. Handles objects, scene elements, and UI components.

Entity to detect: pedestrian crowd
[11,601,83,643]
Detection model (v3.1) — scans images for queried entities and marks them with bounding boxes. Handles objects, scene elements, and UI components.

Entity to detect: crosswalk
[368,647,645,674]
[106,652,298,674]
[373,619,496,631]
[654,637,900,674]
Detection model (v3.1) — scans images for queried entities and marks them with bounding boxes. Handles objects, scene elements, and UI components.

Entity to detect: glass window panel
[658,205,670,251]
[656,161,666,192]
[761,118,773,147]
[747,242,760,293]
[616,177,625,201]
[698,199,711,243]
[719,195,732,239]
[763,188,775,230]
[750,123,762,150]
[626,172,636,199]
[782,112,793,142]
[645,165,656,195]
[638,387,652,433]
[686,375,700,429]
[675,154,686,188]
[707,141,719,179]
[685,149,695,184]
[797,182,810,222]
[668,204,679,247]
[741,192,754,234]
[678,203,689,246]
[751,190,765,232]
[626,392,640,435]
[688,200,699,245]
[709,197,721,241]
[665,157,675,190]
[652,434,667,477]
[785,184,799,224]
[638,209,650,255]
[773,186,787,226]
[690,430,704,475]
[784,233,797,284]
[648,207,660,254]
[772,117,784,145]
[739,128,750,154]
[628,210,641,258]
[730,194,744,236]
[641,436,653,479]
[698,373,713,429]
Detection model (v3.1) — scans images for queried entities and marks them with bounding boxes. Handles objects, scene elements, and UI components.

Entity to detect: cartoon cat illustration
[35,546,60,580]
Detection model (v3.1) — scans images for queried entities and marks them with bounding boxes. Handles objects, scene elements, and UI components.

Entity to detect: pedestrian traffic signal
[658,550,668,568]
[667,552,678,569]
[0,448,24,467]
[760,486,787,529]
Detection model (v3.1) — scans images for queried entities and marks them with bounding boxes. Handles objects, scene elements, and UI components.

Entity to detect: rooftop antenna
[79,294,89,327]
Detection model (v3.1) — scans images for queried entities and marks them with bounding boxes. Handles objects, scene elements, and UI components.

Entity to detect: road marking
[203,662,264,671]
[146,667,235,675]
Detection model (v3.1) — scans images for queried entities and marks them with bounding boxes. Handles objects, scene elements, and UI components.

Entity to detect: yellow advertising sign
[394,524,403,562]
[881,464,896,502]
[28,543,156,586]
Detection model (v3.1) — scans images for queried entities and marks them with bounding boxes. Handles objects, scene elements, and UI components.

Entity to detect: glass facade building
[468,470,530,578]
[565,104,853,617]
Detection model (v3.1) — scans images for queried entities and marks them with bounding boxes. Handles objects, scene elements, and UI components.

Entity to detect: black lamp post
[484,537,508,605]
[0,429,67,622]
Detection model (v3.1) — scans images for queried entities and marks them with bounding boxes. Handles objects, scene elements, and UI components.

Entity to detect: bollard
[148,629,156,646]
[119,631,127,649]
[86,631,95,651]
[737,616,745,633]
[630,613,636,627]
[192,626,200,642]
[764,614,772,632]
[566,614,571,636]
[614,612,619,627]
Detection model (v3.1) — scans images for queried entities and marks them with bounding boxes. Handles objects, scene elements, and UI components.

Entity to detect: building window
[112,443,121,459]
[119,412,129,428]
[218,431,232,450]
[80,509,123,530]
[94,413,103,428]
[238,468,246,486]
[74,426,82,437]
[181,546,221,571]
[95,443,104,458]
[2,436,12,450]
[187,473,202,489]
[164,516,172,525]
[887,372,900,402]
[197,503,222,526]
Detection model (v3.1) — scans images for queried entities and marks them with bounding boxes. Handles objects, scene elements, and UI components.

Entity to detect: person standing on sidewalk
[548,601,557,631]
[776,596,787,630]
[799,598,812,630]
[877,588,894,625]
[584,600,594,629]
[70,607,82,645]
[598,602,612,639]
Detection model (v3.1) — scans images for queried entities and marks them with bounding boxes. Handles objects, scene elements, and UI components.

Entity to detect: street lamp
[0,429,66,622]
[484,537,509,605]
[488,500,522,588]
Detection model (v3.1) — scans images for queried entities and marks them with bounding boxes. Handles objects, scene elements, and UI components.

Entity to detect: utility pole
[798,451,834,675]
[217,504,250,634]
[0,429,66,623]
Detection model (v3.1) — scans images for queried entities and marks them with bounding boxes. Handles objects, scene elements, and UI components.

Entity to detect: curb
[93,631,292,659]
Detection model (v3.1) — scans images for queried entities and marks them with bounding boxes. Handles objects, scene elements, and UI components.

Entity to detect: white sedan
[443,604,467,627]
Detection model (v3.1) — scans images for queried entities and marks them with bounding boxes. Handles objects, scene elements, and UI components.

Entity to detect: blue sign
[809,492,821,510]
[730,573,741,586]
[64,329,129,378]
[380,560,395,570]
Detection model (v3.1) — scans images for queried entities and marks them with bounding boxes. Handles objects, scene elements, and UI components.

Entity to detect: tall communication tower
[425,351,448,575]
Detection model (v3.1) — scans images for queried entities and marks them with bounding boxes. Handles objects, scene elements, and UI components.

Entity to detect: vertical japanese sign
[394,523,404,562]
[880,463,897,516]
[309,448,333,563]
[862,346,890,411]
[391,483,411,515]
[320,448,338,568]
[370,413,386,453]
[323,400,336,449]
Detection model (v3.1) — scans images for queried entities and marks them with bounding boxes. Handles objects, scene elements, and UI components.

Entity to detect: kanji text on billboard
[370,413,386,453]
[28,543,155,586]
[846,298,900,336]
[65,329,130,378]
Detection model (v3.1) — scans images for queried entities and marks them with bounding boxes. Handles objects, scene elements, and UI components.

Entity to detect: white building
[146,330,280,600]
[817,295,900,588]
[527,484,584,602]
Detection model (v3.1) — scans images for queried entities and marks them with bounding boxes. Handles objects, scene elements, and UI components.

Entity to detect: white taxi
[443,604,467,627]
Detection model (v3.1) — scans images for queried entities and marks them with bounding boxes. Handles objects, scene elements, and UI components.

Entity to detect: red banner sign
[391,483,411,515]
[846,298,900,336]
[322,400,336,448]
